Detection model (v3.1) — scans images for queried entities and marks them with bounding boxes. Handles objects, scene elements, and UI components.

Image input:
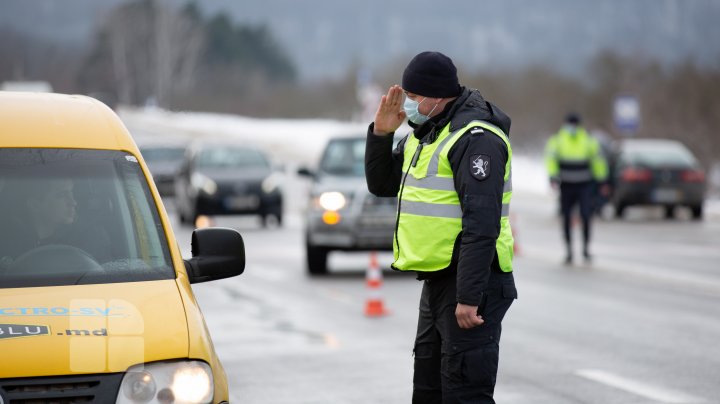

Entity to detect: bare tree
[102,1,153,105]
[96,0,203,107]
[153,1,204,107]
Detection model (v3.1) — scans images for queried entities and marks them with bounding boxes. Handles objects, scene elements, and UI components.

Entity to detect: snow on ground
[118,107,719,217]
[120,107,550,194]
[120,106,367,169]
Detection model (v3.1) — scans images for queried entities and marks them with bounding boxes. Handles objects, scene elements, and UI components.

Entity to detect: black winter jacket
[365,87,511,306]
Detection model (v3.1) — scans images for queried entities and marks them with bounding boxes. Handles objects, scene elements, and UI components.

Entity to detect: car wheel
[615,203,627,219]
[306,243,329,276]
[691,205,703,220]
[260,205,283,228]
[190,205,200,227]
[260,214,269,228]
[664,205,675,220]
[178,206,191,225]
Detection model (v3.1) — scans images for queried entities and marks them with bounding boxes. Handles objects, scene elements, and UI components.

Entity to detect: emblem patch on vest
[470,154,491,181]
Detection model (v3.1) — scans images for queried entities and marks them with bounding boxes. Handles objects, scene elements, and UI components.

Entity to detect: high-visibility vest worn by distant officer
[393,120,514,273]
[545,127,608,184]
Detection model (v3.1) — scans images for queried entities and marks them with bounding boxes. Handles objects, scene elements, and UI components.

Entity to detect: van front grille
[0,373,123,403]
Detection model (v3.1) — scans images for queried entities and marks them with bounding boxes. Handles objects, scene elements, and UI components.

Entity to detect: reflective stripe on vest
[393,120,514,273]
[404,171,513,193]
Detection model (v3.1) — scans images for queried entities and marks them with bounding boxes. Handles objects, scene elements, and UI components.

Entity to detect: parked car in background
[175,141,283,227]
[299,136,396,275]
[139,141,188,196]
[0,92,245,403]
[610,138,706,219]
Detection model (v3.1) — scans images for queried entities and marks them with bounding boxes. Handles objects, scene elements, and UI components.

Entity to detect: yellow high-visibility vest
[393,120,514,273]
[545,127,608,183]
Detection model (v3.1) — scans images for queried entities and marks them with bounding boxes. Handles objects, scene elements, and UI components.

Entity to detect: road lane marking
[521,245,720,296]
[575,369,706,403]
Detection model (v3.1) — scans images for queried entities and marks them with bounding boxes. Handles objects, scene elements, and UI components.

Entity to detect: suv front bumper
[305,211,395,250]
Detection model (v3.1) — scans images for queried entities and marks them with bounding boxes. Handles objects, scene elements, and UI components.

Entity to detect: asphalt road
[167,188,720,404]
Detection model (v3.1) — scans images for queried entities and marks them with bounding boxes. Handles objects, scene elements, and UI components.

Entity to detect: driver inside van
[27,177,77,242]
[0,176,111,267]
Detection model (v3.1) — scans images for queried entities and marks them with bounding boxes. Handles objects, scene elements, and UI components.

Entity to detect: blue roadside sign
[613,95,640,136]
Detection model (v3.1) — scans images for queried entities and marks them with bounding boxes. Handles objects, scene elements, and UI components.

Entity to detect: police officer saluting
[365,51,517,404]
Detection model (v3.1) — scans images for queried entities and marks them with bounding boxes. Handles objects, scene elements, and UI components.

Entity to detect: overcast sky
[2,0,719,81]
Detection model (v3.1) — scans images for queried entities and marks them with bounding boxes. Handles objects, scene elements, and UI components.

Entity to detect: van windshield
[0,149,175,288]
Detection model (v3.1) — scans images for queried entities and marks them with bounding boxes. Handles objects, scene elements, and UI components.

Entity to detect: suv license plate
[225,196,259,209]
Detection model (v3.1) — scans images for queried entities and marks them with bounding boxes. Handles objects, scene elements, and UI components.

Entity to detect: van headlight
[116,361,213,404]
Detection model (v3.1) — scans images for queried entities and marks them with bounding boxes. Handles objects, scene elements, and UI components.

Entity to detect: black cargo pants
[560,181,595,252]
[412,270,517,404]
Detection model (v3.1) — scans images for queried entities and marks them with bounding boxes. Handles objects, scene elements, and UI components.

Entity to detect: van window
[0,149,174,288]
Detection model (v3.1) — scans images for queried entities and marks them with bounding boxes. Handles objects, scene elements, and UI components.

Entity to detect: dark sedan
[611,138,706,219]
[175,142,283,227]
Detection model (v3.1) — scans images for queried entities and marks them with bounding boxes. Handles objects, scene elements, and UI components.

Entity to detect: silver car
[299,136,396,275]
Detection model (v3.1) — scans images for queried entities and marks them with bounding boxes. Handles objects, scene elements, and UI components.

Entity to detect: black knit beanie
[565,112,581,124]
[402,51,461,98]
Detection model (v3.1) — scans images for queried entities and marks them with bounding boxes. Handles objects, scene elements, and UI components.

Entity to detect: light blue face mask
[564,124,578,135]
[404,97,433,125]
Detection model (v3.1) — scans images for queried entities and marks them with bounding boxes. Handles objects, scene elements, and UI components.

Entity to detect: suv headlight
[191,173,217,195]
[261,174,281,194]
[318,191,347,211]
[116,360,213,404]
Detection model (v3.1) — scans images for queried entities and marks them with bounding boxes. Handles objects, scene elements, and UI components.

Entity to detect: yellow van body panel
[0,92,229,402]
[0,280,187,377]
[175,274,230,399]
[0,92,136,151]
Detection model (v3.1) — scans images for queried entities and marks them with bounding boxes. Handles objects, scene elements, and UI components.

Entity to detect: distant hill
[2,0,719,81]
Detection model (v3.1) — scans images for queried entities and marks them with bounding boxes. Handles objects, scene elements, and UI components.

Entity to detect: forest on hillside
[1,0,718,166]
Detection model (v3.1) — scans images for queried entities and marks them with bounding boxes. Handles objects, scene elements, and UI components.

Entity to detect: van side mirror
[184,227,245,284]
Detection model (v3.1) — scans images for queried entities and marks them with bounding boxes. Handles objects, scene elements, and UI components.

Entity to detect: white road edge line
[575,369,706,403]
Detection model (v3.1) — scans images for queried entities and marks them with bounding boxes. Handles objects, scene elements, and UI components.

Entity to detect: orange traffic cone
[364,251,389,317]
